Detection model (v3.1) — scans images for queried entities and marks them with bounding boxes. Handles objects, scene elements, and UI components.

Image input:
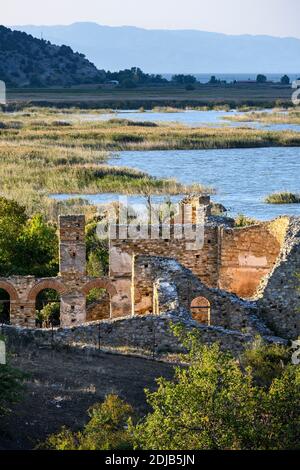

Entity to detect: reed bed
[0,110,213,219]
[223,109,300,125]
[264,192,300,204]
[1,108,298,219]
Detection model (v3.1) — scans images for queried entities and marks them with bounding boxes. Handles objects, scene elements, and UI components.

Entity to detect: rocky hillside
[0,25,105,87]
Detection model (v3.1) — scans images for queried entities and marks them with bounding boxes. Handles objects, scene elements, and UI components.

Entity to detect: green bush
[132,329,300,450]
[44,327,300,451]
[265,192,300,204]
[44,394,134,450]
[235,213,258,227]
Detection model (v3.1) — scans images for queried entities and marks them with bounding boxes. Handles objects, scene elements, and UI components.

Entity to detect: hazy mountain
[10,22,300,73]
[0,25,104,87]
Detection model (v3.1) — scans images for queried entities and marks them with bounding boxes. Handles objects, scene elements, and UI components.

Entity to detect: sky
[2,0,300,38]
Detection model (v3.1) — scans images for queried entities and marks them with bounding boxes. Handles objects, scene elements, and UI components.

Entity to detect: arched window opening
[190,296,211,325]
[35,289,61,328]
[0,288,10,325]
[86,287,110,321]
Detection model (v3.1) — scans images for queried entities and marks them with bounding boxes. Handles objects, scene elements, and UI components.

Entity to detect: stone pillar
[60,292,86,327]
[59,215,87,326]
[10,301,36,327]
[59,215,86,276]
[109,245,134,318]
[181,195,211,224]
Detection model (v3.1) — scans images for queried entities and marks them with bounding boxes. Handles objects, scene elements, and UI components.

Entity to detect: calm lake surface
[74,109,300,133]
[54,146,300,220]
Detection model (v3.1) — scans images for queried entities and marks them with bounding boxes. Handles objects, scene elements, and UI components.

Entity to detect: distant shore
[5,82,294,110]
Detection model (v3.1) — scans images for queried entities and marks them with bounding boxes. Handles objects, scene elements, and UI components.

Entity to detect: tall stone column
[59,215,86,276]
[59,215,87,325]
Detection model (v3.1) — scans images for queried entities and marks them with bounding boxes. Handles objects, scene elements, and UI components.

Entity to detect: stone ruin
[1,196,300,347]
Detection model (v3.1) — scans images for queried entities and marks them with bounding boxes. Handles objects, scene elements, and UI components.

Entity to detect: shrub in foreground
[44,329,300,450]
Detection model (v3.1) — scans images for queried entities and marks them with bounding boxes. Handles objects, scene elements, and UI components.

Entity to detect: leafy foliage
[0,198,58,277]
[132,327,300,450]
[86,219,109,276]
[44,327,300,451]
[44,394,134,450]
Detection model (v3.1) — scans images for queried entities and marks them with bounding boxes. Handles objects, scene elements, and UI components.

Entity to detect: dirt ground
[0,347,175,450]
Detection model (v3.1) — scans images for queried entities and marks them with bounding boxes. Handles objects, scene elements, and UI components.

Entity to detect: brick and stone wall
[219,224,282,298]
[255,218,300,339]
[0,216,123,327]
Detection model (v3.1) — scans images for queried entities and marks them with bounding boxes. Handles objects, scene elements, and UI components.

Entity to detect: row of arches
[0,278,117,327]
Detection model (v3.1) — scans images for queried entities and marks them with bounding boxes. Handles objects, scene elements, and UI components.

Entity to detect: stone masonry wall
[133,256,273,336]
[1,314,286,358]
[110,220,285,304]
[219,225,282,298]
[255,218,300,339]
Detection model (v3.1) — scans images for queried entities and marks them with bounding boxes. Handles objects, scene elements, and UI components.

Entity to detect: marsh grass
[0,110,213,219]
[1,108,299,219]
[264,192,300,204]
[223,109,300,125]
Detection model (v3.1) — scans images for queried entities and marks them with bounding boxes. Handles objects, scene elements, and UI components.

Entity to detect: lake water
[74,109,300,133]
[54,147,300,220]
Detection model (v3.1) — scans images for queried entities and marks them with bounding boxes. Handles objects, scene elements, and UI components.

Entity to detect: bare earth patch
[0,347,174,450]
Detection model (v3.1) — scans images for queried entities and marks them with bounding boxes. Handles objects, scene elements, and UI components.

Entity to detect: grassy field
[6,83,293,109]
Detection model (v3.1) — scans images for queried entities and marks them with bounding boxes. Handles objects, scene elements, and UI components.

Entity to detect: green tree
[172,74,197,85]
[15,214,58,276]
[86,219,109,276]
[42,328,300,451]
[256,74,267,83]
[0,198,58,277]
[280,75,290,85]
[132,327,300,450]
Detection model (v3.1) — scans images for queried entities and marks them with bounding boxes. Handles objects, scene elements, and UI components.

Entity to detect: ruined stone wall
[86,294,111,321]
[133,256,272,336]
[1,315,286,358]
[219,225,282,298]
[110,226,220,289]
[255,218,300,339]
[110,221,284,304]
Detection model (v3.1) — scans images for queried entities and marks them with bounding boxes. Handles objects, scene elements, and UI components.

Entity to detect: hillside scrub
[44,329,300,451]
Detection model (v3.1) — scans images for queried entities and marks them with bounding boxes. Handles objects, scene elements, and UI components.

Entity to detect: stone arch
[27,279,67,302]
[190,296,211,325]
[81,279,117,297]
[81,279,117,322]
[0,281,19,303]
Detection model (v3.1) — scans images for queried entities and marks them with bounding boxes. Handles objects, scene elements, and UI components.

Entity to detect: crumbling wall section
[134,256,272,336]
[219,224,282,298]
[255,218,300,339]
[1,315,286,358]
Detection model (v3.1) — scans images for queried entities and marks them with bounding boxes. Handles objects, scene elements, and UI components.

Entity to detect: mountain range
[11,22,300,74]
